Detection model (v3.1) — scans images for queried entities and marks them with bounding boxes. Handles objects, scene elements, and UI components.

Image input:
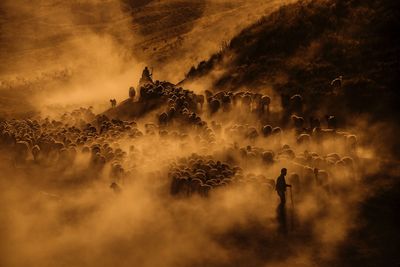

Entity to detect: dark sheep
[262,125,273,137]
[291,115,305,130]
[330,76,343,88]
[297,133,311,145]
[272,127,282,135]
[262,150,274,164]
[205,90,213,100]
[259,95,271,114]
[32,145,41,162]
[158,112,169,126]
[309,116,321,130]
[129,87,136,99]
[289,94,303,114]
[325,115,337,129]
[246,127,259,140]
[209,99,221,114]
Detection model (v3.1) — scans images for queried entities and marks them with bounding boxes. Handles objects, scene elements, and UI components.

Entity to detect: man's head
[281,168,287,176]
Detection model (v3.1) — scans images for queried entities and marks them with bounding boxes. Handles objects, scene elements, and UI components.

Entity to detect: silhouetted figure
[138,66,154,89]
[139,66,153,85]
[142,66,151,79]
[276,168,291,205]
[276,168,292,235]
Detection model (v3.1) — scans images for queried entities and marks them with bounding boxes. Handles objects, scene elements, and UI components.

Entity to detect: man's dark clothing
[142,68,151,79]
[276,175,289,192]
[276,174,289,205]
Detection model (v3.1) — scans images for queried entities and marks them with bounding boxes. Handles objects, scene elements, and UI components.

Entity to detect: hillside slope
[184,0,400,119]
[0,0,295,119]
[123,0,298,82]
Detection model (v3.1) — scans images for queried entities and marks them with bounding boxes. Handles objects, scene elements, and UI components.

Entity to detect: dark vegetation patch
[181,3,400,263]
[333,167,400,267]
[184,0,400,120]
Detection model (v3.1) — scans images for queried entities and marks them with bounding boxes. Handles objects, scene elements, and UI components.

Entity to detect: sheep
[221,94,232,111]
[209,98,221,114]
[262,125,273,137]
[297,133,311,145]
[272,127,282,135]
[325,115,337,129]
[341,156,355,169]
[262,150,274,164]
[246,127,259,140]
[289,94,303,114]
[129,87,136,99]
[330,75,343,88]
[204,90,213,100]
[291,115,305,130]
[158,112,169,127]
[309,116,321,130]
[259,95,271,114]
[326,153,341,162]
[232,92,244,106]
[32,145,41,163]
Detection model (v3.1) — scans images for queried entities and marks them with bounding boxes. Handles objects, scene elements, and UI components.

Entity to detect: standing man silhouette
[276,168,292,206]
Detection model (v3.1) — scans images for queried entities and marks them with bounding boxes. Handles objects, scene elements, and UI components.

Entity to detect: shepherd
[276,168,292,206]
[138,66,154,88]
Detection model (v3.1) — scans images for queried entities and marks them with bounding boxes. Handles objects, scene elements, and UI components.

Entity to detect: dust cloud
[127,0,299,83]
[0,0,296,115]
[0,1,395,267]
[0,82,391,266]
[0,0,142,115]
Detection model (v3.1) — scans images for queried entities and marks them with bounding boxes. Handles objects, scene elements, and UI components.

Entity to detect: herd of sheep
[0,77,360,200]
